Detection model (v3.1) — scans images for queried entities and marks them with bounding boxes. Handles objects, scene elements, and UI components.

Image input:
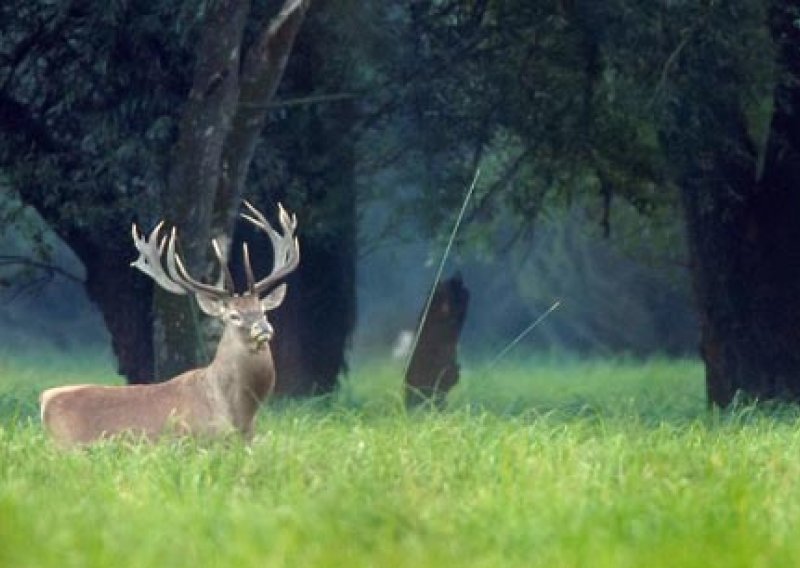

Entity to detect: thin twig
[403,168,481,377]
[649,14,709,108]
[0,255,83,284]
[241,92,357,110]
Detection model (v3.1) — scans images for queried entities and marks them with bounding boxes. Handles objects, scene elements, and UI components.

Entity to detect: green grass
[3,352,800,567]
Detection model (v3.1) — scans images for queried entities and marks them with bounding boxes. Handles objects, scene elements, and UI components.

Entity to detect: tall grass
[0,349,116,423]
[2,352,800,567]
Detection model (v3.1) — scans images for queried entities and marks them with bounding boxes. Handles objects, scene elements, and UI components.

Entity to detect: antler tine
[239,201,300,296]
[165,228,230,300]
[212,238,235,292]
[132,219,235,301]
[242,242,256,293]
[241,201,281,242]
[130,221,187,295]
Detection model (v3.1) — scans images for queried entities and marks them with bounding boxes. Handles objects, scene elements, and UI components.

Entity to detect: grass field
[2,352,800,567]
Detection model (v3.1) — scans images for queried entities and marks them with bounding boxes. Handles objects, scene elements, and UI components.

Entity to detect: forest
[2,1,800,566]
[3,0,799,405]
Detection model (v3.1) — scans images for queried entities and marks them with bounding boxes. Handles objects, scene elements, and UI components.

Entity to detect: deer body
[40,203,300,447]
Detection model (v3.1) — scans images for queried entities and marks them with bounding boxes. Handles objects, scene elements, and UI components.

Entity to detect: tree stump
[405,273,470,408]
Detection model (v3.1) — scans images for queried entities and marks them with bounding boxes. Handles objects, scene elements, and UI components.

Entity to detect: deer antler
[130,222,230,301]
[240,201,300,295]
[164,228,231,300]
[132,202,298,300]
[130,222,187,295]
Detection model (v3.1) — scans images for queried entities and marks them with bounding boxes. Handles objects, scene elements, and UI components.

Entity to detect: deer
[40,202,299,448]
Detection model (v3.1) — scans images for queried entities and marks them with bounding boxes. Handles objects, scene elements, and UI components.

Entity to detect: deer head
[130,200,299,350]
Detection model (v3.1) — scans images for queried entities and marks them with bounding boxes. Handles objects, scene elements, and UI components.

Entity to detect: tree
[656,2,800,404]
[1,0,310,383]
[153,0,310,380]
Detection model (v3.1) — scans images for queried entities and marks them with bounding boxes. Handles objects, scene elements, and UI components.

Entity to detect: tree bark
[153,0,250,380]
[405,274,470,408]
[271,227,356,395]
[74,236,155,383]
[232,137,357,396]
[663,2,800,405]
[228,176,356,397]
[212,0,311,239]
[154,0,309,381]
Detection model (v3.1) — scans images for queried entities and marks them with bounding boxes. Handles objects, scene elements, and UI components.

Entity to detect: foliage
[1,0,776,245]
[6,355,800,566]
[351,0,776,258]
[3,0,793,394]
[0,0,198,232]
[352,1,671,244]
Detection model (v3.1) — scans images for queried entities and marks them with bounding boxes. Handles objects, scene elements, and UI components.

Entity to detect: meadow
[2,352,800,567]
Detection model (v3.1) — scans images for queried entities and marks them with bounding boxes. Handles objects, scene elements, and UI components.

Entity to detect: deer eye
[228,313,243,325]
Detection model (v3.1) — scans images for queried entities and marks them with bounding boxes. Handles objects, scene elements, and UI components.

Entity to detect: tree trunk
[406,274,470,408]
[12,182,156,383]
[272,230,356,395]
[680,172,800,404]
[71,234,154,383]
[663,2,800,406]
[211,0,311,239]
[237,6,356,397]
[152,0,250,380]
[229,177,356,397]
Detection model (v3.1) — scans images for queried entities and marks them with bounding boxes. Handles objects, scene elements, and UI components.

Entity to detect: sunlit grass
[2,352,800,567]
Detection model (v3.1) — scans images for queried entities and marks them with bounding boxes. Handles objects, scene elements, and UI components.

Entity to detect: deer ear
[261,283,287,311]
[195,294,225,317]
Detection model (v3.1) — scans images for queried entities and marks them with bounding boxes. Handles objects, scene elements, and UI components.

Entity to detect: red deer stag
[40,202,299,447]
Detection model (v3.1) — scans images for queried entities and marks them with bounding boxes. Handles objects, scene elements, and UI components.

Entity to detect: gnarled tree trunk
[270,229,356,396]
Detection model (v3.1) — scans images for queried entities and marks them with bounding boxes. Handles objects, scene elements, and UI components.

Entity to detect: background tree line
[2,0,799,405]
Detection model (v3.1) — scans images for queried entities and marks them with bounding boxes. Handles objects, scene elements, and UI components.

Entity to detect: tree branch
[0,255,83,284]
[212,0,312,237]
[649,14,709,107]
[240,91,355,110]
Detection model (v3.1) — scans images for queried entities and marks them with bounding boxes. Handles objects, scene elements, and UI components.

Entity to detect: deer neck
[205,325,274,424]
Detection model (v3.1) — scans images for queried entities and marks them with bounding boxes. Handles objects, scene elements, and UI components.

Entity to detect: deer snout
[250,320,274,348]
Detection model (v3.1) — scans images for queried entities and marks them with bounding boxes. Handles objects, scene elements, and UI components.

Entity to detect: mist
[1,184,697,381]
